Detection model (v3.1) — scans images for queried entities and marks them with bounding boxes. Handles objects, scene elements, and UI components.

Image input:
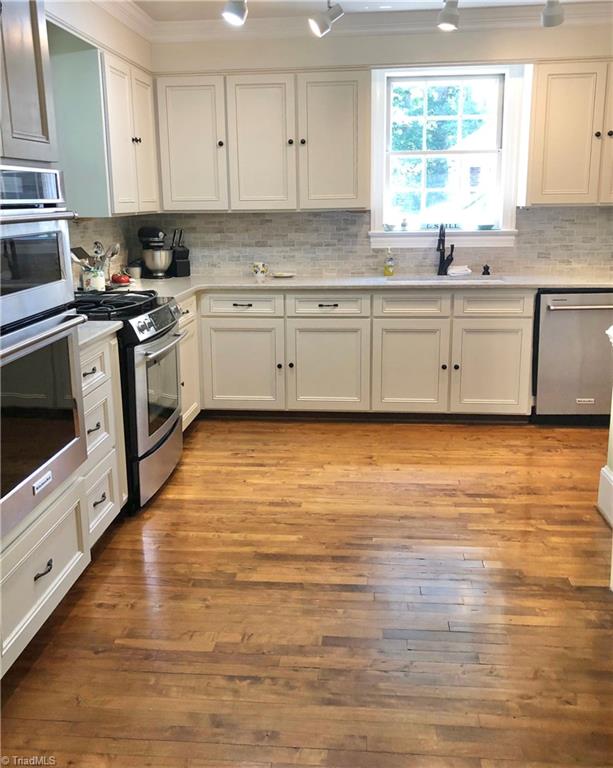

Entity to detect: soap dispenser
[384,249,396,277]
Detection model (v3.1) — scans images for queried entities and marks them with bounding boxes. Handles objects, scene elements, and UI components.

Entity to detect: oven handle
[0,314,86,360]
[0,210,79,225]
[548,304,613,311]
[143,332,185,361]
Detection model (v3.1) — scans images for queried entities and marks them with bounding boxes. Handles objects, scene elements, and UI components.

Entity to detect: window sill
[369,230,518,249]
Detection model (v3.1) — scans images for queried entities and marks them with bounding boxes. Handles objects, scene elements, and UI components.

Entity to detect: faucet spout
[436,225,454,276]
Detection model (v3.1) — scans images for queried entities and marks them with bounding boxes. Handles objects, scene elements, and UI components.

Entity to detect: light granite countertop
[78,320,123,348]
[128,274,613,303]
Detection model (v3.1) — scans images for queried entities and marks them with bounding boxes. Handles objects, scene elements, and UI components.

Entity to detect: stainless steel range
[73,291,184,511]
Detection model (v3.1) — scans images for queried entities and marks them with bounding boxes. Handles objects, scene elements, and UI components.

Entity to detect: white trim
[369,229,518,248]
[597,464,613,528]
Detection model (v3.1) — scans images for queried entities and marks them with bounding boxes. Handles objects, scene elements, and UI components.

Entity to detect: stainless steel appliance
[138,226,172,279]
[535,289,613,417]
[73,291,184,511]
[1,166,78,330]
[0,310,87,538]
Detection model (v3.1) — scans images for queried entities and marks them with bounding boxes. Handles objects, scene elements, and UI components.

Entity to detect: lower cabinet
[285,319,371,411]
[84,450,121,546]
[179,315,202,429]
[449,318,533,414]
[201,318,285,409]
[372,319,450,412]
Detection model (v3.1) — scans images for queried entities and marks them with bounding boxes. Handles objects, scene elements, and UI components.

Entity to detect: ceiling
[134,0,593,22]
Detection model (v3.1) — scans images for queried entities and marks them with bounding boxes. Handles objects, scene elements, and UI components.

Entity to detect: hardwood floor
[2,419,613,768]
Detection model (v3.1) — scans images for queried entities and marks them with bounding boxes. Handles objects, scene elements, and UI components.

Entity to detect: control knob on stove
[137,320,147,334]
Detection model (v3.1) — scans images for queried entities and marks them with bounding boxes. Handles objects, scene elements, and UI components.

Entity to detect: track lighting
[541,0,564,27]
[222,0,248,27]
[437,0,459,31]
[308,1,345,38]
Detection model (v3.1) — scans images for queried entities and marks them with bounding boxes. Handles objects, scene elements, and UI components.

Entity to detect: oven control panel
[128,299,181,343]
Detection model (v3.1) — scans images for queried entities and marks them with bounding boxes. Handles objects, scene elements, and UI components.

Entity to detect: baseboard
[597,465,613,528]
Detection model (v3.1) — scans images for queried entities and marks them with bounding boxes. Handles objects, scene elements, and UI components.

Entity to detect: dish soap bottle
[384,249,396,277]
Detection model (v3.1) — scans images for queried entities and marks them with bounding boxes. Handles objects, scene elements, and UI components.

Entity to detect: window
[371,65,530,247]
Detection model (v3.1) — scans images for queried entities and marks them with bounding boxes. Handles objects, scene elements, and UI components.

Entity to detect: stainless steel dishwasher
[535,289,613,416]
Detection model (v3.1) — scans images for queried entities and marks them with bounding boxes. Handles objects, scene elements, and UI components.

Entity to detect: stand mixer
[138,227,172,279]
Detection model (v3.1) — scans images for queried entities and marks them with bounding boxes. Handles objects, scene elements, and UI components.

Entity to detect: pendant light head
[308,1,344,38]
[541,0,564,27]
[222,0,248,27]
[437,0,459,31]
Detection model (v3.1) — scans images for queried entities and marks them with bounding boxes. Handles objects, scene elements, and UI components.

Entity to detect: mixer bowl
[142,249,172,278]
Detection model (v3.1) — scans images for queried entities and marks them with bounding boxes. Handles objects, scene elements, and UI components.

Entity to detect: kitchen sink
[384,275,506,284]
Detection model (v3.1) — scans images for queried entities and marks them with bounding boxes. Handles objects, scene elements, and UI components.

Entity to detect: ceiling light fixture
[541,0,564,27]
[308,1,345,38]
[222,0,248,27]
[437,0,459,31]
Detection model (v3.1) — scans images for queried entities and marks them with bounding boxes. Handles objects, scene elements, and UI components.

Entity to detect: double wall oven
[1,166,85,541]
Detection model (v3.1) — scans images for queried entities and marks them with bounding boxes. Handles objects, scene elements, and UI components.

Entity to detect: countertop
[78,320,123,348]
[129,274,613,303]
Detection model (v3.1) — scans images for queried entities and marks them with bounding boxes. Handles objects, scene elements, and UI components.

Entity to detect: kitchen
[1,0,613,765]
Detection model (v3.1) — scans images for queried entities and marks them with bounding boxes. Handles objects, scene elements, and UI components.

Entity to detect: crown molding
[93,1,613,43]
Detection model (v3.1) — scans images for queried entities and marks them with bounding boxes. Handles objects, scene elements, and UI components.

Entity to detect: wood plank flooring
[2,419,613,768]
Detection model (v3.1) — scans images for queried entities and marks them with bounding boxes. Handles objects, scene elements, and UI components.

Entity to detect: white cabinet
[157,75,228,210]
[372,319,450,412]
[201,318,285,409]
[178,299,201,430]
[528,61,609,205]
[226,74,297,210]
[449,318,533,415]
[103,53,159,214]
[285,319,371,411]
[599,63,613,204]
[296,71,370,209]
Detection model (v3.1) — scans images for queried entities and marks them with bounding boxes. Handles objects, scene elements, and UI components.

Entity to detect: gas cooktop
[73,290,158,320]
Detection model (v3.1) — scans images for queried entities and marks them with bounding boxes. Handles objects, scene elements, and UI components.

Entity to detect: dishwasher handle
[547,304,613,312]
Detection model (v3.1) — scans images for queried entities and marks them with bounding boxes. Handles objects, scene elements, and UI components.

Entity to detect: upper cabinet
[297,71,370,209]
[156,70,371,212]
[226,73,297,210]
[1,0,57,163]
[157,75,228,210]
[527,61,611,205]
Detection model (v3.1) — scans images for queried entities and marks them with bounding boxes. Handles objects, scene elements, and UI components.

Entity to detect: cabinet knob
[595,131,602,138]
[608,130,613,137]
[288,139,294,145]
[300,138,306,145]
[288,362,295,368]
[131,137,137,143]
[276,363,283,369]
[217,140,224,147]
[441,364,448,370]
[453,364,460,370]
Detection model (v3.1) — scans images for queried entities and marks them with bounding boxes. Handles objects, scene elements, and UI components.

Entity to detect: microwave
[0,166,77,331]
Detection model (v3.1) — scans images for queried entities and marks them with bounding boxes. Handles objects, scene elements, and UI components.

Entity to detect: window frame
[370,64,531,249]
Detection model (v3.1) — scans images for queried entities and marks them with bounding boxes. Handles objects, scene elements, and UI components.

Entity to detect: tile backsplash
[70,206,613,281]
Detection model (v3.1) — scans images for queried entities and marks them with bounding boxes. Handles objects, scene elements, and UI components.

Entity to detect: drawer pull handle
[82,366,97,378]
[232,303,253,308]
[318,303,340,308]
[87,421,102,435]
[34,558,53,582]
[93,492,107,508]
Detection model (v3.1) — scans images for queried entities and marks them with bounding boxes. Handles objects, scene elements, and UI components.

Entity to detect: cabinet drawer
[373,292,451,317]
[84,450,121,546]
[286,294,370,316]
[1,480,90,674]
[178,295,197,327]
[453,291,535,318]
[83,380,115,472]
[201,293,284,316]
[80,339,113,396]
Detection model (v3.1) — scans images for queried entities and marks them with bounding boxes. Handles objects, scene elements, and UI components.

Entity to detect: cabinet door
[179,321,201,429]
[372,319,450,412]
[297,71,370,209]
[158,75,228,211]
[226,74,297,209]
[449,318,533,415]
[103,53,138,214]
[599,63,613,204]
[0,0,57,162]
[286,319,370,411]
[131,67,159,212]
[201,318,285,410]
[528,62,607,204]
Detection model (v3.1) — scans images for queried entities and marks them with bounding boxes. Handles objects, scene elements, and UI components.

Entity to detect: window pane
[391,120,423,151]
[391,157,423,189]
[426,119,458,150]
[426,158,449,188]
[392,192,421,214]
[391,84,424,116]
[463,78,500,115]
[427,85,460,116]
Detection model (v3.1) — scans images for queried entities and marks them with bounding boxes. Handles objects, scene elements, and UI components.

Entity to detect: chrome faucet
[436,224,454,276]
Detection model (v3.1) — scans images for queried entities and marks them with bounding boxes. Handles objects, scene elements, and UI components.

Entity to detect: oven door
[134,328,184,457]
[0,312,87,541]
[0,214,76,329]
